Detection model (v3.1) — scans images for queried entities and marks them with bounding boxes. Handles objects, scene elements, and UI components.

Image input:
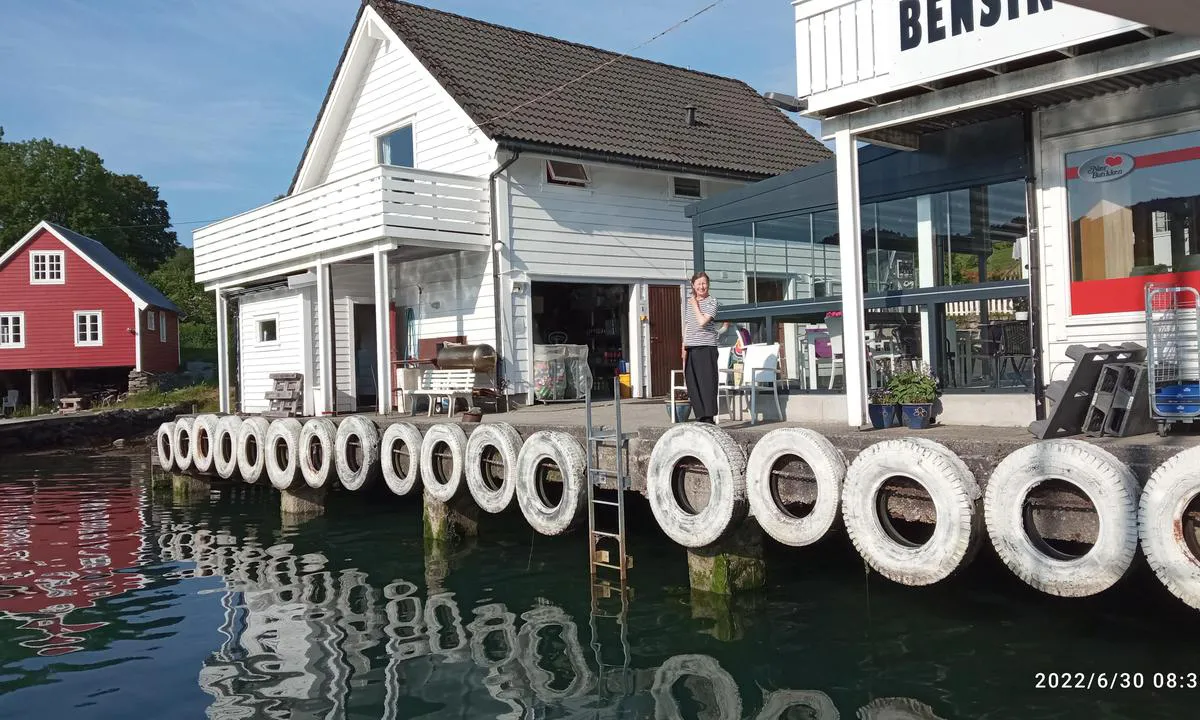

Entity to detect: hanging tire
[266,418,303,490]
[651,654,741,720]
[985,439,1138,597]
[335,416,381,492]
[191,414,220,475]
[381,423,423,497]
[515,431,586,536]
[466,422,522,514]
[757,689,839,720]
[746,428,846,547]
[858,697,946,720]
[647,423,748,548]
[1141,446,1200,609]
[237,417,270,484]
[298,418,337,489]
[213,416,243,480]
[842,439,982,586]
[156,422,175,472]
[174,417,194,472]
[421,424,468,503]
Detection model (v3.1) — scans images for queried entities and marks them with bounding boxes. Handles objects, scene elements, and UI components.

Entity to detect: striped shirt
[682,294,719,347]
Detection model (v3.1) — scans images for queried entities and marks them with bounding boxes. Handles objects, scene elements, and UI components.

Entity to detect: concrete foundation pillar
[29,370,39,413]
[690,590,761,642]
[281,486,327,519]
[423,491,479,545]
[172,473,210,503]
[686,517,765,596]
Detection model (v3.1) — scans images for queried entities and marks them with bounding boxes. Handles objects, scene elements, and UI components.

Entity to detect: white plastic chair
[824,316,845,390]
[2,390,17,417]
[737,343,783,425]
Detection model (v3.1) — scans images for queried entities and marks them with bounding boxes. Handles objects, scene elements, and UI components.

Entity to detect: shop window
[702,223,752,306]
[934,295,1033,391]
[811,210,841,296]
[937,181,1028,287]
[753,214,839,302]
[546,160,590,187]
[868,198,920,292]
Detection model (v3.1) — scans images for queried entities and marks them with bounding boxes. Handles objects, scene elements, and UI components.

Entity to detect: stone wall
[0,405,187,456]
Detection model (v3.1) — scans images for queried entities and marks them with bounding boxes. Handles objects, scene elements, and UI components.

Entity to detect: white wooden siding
[322,29,495,182]
[331,264,375,412]
[237,289,306,414]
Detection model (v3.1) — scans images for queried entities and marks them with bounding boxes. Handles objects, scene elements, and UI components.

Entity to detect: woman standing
[681,272,727,424]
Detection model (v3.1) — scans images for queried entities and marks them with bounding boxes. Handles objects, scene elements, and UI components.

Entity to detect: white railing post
[374,248,393,415]
[317,261,335,415]
[836,128,868,428]
[917,195,936,374]
[216,288,231,414]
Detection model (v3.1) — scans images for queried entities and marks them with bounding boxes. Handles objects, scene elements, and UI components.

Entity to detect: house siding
[321,30,496,185]
[139,308,180,373]
[0,229,136,371]
[237,289,307,414]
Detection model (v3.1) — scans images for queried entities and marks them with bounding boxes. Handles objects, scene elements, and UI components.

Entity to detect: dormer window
[672,177,703,199]
[30,251,64,284]
[546,160,590,187]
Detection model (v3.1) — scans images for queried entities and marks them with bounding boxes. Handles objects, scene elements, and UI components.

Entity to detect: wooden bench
[407,369,475,417]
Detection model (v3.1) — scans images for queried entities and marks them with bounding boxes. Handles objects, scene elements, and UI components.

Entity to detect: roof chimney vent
[685,105,697,126]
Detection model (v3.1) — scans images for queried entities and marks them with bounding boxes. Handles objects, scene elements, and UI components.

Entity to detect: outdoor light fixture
[763,92,806,113]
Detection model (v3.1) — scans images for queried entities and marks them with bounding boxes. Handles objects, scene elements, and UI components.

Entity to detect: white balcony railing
[193,165,491,285]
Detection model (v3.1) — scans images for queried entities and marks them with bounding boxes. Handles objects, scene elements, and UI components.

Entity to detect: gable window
[74,311,102,347]
[159,311,167,342]
[546,160,590,187]
[378,124,415,168]
[147,310,156,332]
[672,177,703,199]
[258,319,278,343]
[0,313,24,349]
[30,251,64,284]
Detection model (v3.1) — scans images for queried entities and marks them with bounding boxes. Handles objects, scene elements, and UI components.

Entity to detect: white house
[192,0,831,415]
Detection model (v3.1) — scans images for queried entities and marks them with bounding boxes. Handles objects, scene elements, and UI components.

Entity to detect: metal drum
[436,343,497,372]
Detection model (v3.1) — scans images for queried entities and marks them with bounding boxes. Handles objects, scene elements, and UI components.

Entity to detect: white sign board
[797,0,1144,113]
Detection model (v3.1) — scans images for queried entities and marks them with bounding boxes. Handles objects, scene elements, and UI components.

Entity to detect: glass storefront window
[751,215,810,304]
[937,180,1028,287]
[701,223,751,306]
[1068,130,1200,281]
[870,197,920,292]
[934,295,1033,391]
[811,210,841,297]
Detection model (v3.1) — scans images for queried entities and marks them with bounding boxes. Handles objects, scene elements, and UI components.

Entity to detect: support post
[216,288,230,413]
[423,491,478,546]
[835,128,868,428]
[281,486,327,519]
[686,517,765,596]
[374,248,393,415]
[316,261,335,415]
[917,195,937,375]
[29,370,39,413]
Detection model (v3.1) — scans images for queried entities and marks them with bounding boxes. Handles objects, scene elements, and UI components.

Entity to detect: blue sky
[0,0,820,247]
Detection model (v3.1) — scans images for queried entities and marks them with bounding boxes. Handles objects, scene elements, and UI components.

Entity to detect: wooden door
[648,285,682,397]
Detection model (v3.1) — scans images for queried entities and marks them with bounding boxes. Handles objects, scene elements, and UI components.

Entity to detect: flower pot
[901,403,934,430]
[668,402,692,423]
[867,403,899,430]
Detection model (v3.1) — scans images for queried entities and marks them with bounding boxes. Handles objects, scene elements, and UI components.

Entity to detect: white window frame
[147,310,156,331]
[0,312,24,349]
[159,311,167,342]
[545,160,591,188]
[375,120,416,169]
[671,176,704,200]
[30,251,65,285]
[258,316,279,345]
[74,310,103,347]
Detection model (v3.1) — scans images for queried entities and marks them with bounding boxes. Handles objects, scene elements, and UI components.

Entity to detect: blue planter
[868,403,899,430]
[901,403,934,430]
[668,403,692,423]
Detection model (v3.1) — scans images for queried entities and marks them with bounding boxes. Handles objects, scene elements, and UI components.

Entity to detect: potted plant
[1012,296,1029,321]
[888,366,939,430]
[668,388,692,423]
[867,387,899,430]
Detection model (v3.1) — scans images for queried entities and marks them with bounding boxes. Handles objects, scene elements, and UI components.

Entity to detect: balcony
[193,165,491,286]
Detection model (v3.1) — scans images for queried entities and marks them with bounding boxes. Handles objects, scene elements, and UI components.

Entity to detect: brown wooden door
[648,285,682,397]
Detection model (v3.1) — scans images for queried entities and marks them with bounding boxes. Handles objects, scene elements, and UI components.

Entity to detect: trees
[148,247,216,362]
[0,127,177,273]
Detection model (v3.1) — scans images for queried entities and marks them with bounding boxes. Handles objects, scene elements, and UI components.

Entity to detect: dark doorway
[531,282,629,399]
[353,303,377,410]
[648,285,683,397]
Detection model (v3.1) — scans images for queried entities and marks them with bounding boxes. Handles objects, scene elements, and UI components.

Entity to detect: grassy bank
[118,383,220,413]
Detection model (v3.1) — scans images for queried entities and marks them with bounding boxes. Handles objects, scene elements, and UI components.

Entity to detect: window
[937,181,1028,287]
[546,160,590,187]
[1155,211,1172,234]
[378,124,414,168]
[74,311,102,347]
[147,311,156,331]
[159,311,167,342]
[30,251,64,284]
[0,313,24,348]
[673,177,703,199]
[258,319,277,343]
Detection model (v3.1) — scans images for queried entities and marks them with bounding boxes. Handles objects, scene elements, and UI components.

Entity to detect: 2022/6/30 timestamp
[1034,673,1199,689]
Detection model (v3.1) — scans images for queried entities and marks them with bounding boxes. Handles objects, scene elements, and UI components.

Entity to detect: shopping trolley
[1145,283,1200,436]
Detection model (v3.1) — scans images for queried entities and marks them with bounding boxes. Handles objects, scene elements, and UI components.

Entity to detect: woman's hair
[690,271,710,285]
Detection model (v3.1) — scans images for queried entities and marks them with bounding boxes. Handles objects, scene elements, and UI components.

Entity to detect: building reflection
[155,526,949,720]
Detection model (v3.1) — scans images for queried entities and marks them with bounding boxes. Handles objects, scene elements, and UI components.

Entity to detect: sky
[0,0,821,247]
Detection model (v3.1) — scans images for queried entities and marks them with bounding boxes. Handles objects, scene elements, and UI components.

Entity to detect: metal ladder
[584,378,634,703]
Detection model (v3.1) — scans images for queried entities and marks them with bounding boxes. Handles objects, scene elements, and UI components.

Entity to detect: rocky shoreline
[0,406,187,456]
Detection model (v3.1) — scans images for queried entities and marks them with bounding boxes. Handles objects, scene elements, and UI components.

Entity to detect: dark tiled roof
[365,0,832,179]
[46,223,181,313]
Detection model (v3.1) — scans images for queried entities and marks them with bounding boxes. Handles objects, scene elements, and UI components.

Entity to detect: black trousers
[684,345,719,421]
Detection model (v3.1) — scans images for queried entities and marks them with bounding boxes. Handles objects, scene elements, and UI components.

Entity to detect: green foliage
[0,128,177,273]
[887,367,939,405]
[868,387,895,405]
[147,247,216,358]
[116,382,219,413]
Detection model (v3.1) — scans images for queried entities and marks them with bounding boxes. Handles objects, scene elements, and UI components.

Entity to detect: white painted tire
[858,697,946,719]
[299,418,337,489]
[191,414,220,474]
[757,689,839,720]
[985,439,1139,597]
[173,417,194,472]
[842,439,982,586]
[1141,446,1200,609]
[420,424,468,503]
[156,422,175,472]
[335,416,381,492]
[651,654,741,720]
[381,423,423,497]
[266,418,303,490]
[465,422,522,514]
[237,417,270,484]
[746,427,846,547]
[647,423,747,548]
[515,431,586,536]
[213,416,243,480]
[518,604,593,700]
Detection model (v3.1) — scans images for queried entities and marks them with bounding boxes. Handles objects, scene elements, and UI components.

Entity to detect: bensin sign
[900,0,1055,52]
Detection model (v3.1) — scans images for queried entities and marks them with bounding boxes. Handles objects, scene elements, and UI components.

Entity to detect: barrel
[436,343,498,372]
